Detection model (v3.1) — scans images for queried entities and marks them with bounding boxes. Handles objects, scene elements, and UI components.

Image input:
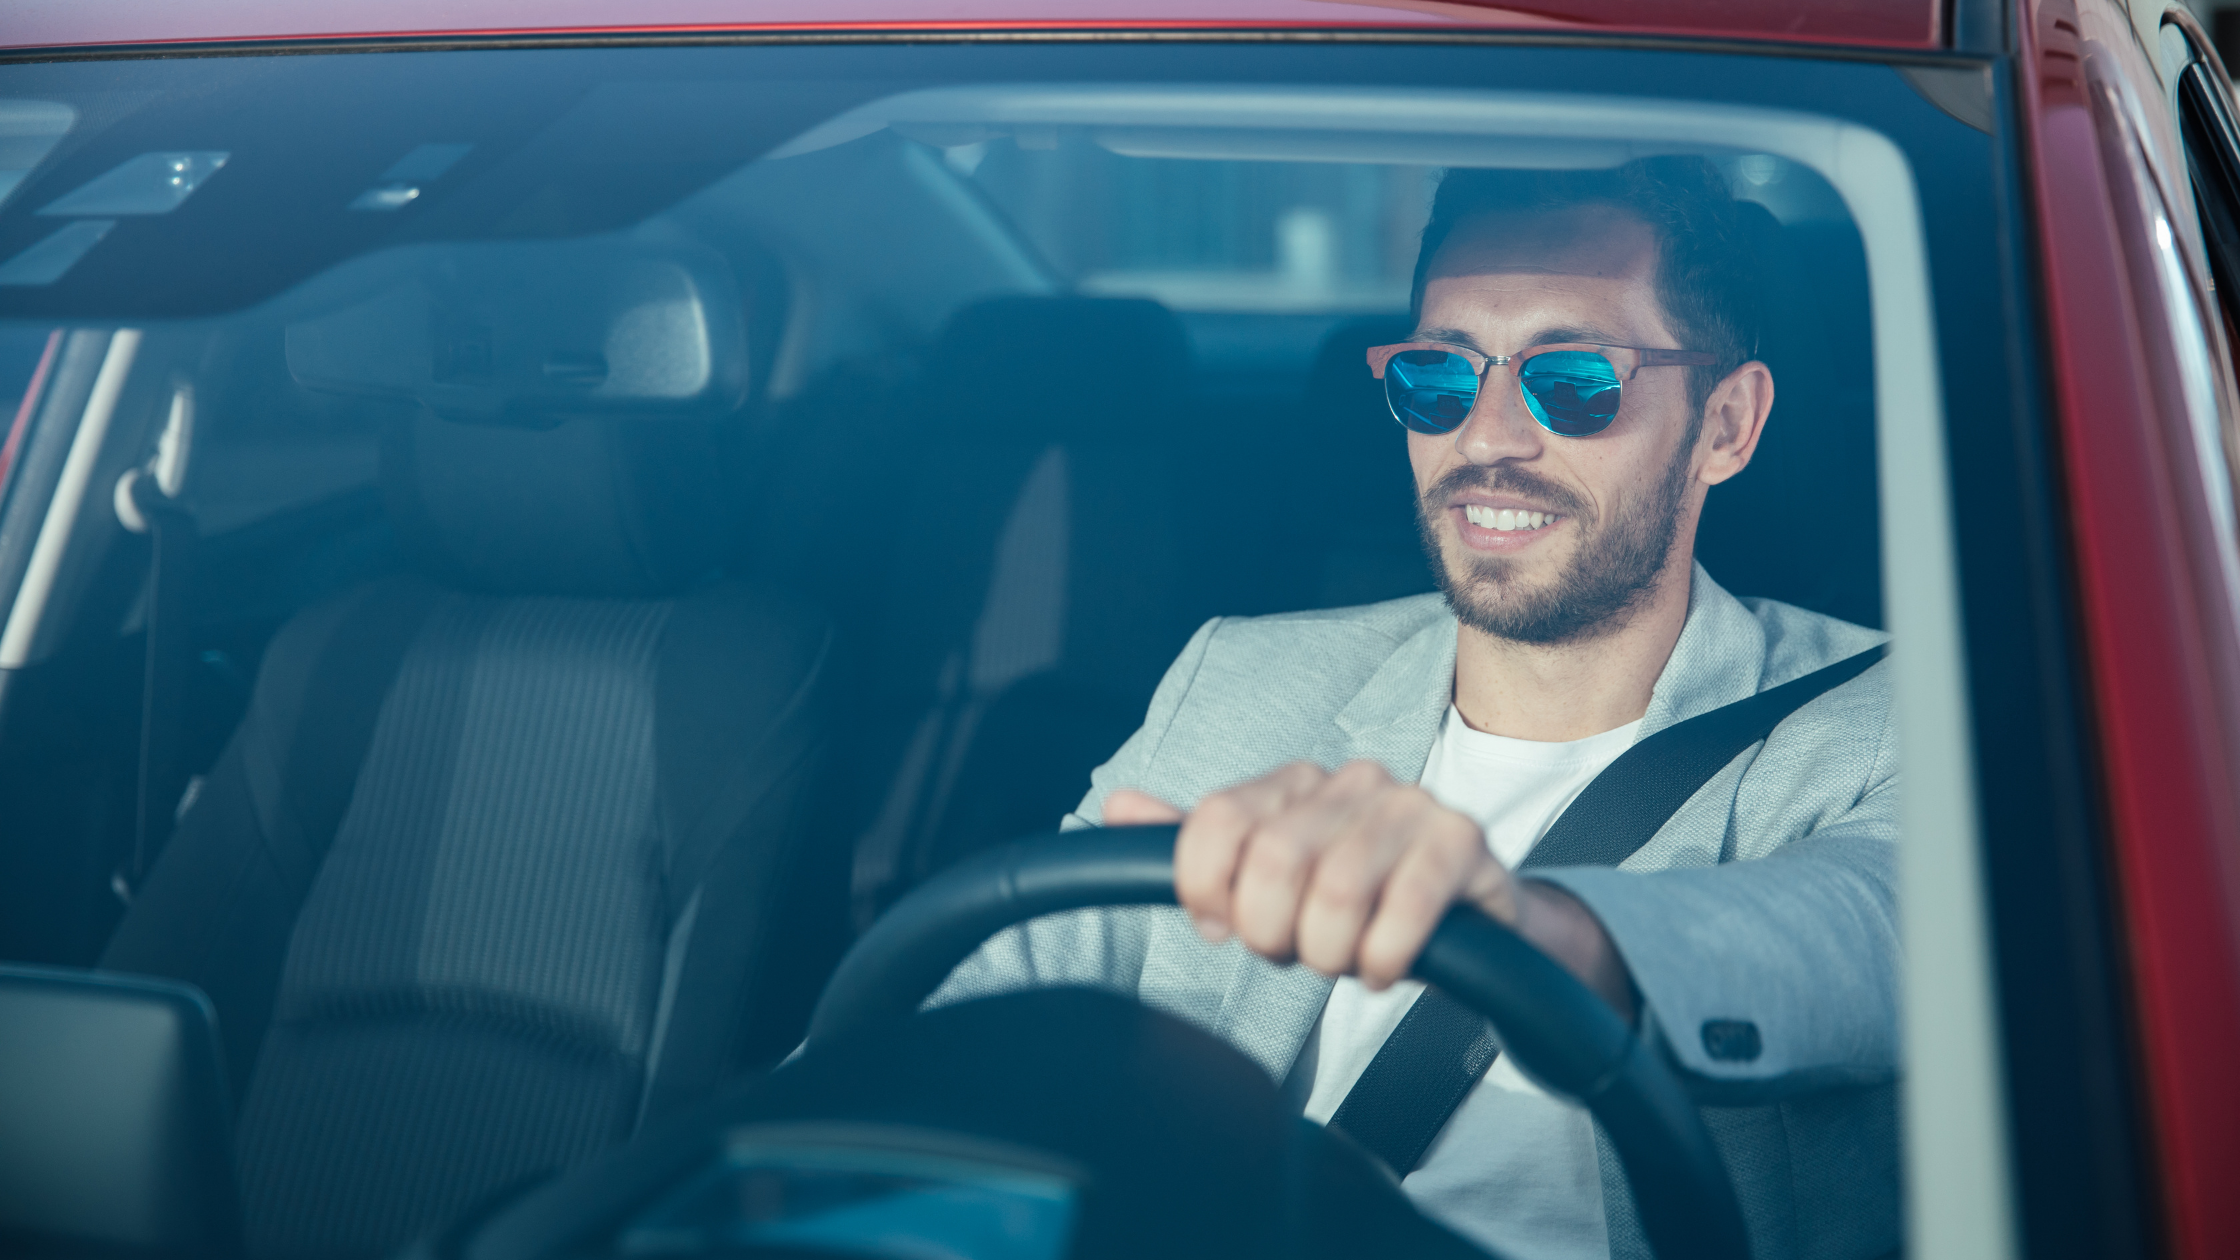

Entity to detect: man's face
[1409,204,1712,646]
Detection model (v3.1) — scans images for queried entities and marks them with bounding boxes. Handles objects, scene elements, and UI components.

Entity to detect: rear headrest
[924,296,1192,442]
[383,408,736,598]
[1305,315,1411,427]
[1298,314,1415,507]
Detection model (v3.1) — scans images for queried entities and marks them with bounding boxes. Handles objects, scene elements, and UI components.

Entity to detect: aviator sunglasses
[1367,342,1718,438]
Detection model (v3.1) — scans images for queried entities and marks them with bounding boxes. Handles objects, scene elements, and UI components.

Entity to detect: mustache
[1422,463,1590,523]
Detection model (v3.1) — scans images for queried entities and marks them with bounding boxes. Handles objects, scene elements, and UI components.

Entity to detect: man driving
[932,157,1897,1260]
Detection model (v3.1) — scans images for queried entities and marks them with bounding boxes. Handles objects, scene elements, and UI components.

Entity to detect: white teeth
[1463,505,1556,532]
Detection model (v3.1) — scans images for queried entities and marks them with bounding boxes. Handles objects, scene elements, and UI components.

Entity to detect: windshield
[0,38,2004,1260]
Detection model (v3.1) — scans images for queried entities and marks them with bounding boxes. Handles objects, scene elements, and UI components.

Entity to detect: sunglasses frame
[1365,341,1720,436]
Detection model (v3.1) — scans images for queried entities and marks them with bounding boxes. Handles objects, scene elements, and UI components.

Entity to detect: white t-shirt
[1288,706,1641,1260]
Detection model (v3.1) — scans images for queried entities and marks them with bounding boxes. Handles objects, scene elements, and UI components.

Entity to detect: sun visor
[284,238,748,422]
[760,85,1717,168]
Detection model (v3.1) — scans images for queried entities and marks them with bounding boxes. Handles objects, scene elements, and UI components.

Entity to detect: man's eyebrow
[1411,326,1487,353]
[1411,325,1628,354]
[1528,326,1623,347]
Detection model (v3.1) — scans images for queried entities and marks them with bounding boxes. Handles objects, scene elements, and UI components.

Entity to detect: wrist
[1512,878,1640,1024]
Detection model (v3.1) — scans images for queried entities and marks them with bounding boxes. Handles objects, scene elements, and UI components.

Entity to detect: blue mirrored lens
[1384,349,1478,433]
[1518,350,1622,436]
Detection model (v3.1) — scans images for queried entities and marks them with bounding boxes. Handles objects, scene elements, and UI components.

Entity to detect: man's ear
[1697,361,1774,487]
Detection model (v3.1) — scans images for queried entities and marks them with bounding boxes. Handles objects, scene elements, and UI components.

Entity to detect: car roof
[5,0,1944,55]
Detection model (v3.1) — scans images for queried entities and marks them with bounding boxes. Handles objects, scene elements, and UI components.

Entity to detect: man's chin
[1444,581,1594,646]
[1437,556,1662,647]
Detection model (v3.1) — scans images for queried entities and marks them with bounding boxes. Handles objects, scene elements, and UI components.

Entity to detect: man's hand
[1105,761,1638,1019]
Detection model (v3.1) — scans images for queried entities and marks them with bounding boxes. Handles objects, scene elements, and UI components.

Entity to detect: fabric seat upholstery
[100,407,837,1260]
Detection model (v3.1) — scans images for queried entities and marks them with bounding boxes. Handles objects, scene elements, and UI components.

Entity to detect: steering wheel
[807,825,1751,1260]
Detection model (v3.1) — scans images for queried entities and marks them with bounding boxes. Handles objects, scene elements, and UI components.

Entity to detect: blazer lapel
[1333,614,1459,779]
[1206,613,1460,1077]
[1635,564,1768,738]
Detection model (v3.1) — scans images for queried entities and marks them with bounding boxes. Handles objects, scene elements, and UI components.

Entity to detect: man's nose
[1451,373,1546,465]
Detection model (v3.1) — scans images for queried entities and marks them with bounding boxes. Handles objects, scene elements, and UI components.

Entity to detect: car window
[2171,32,2240,333]
[2124,29,2240,627]
[0,41,2011,1260]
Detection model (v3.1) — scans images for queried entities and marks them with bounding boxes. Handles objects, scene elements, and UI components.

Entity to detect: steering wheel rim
[807,826,1751,1260]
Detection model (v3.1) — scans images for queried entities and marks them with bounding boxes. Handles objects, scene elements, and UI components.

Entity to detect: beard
[1418,431,1697,646]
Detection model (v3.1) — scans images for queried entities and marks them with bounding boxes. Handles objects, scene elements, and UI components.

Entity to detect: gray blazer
[932,565,1901,1260]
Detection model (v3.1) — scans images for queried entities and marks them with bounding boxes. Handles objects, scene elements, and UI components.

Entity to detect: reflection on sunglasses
[1369,341,1719,438]
[1520,352,1624,435]
[1381,347,1626,438]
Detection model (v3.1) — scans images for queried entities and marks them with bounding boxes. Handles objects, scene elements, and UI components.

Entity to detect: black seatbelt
[1327,642,1889,1177]
[120,470,199,898]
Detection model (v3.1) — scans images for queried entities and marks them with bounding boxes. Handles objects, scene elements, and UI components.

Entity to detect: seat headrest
[1296,315,1414,507]
[383,408,735,598]
[1305,315,1411,425]
[924,296,1192,442]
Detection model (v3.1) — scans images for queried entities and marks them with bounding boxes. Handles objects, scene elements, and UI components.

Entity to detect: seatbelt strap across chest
[1326,642,1888,1178]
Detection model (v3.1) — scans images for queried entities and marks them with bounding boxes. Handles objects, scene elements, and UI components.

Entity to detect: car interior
[0,70,1882,1260]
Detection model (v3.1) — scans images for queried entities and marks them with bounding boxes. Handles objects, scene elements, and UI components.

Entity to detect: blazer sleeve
[1529,704,1902,1101]
[925,617,1224,1007]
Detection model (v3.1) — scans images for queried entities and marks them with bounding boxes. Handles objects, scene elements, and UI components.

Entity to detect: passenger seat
[99,406,838,1260]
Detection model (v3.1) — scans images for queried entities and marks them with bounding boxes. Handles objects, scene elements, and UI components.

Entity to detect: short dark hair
[1410,156,1763,411]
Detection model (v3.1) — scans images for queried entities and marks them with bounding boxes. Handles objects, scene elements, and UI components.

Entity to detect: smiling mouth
[1461,505,1560,532]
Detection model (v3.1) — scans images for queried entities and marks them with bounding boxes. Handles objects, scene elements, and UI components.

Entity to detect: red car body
[3,2,2234,1258]
[2018,7,2240,1260]
[3,1,1943,54]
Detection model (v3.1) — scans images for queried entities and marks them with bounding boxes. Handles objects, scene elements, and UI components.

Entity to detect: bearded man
[932,158,1898,1260]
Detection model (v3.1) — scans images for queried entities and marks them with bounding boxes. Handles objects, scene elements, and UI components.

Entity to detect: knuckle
[1335,759,1392,788]
[1308,846,1378,908]
[1173,854,1224,899]
[1196,787,1244,818]
[1235,913,1294,959]
[1297,939,1352,978]
[1369,784,1427,826]
[1239,827,1309,882]
[1294,902,1364,977]
[1406,848,1467,898]
[1358,935,1415,985]
[1430,811,1484,857]
[1389,868,1451,919]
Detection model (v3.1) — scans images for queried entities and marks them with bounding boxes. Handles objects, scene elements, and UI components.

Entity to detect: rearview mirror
[283,237,751,423]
